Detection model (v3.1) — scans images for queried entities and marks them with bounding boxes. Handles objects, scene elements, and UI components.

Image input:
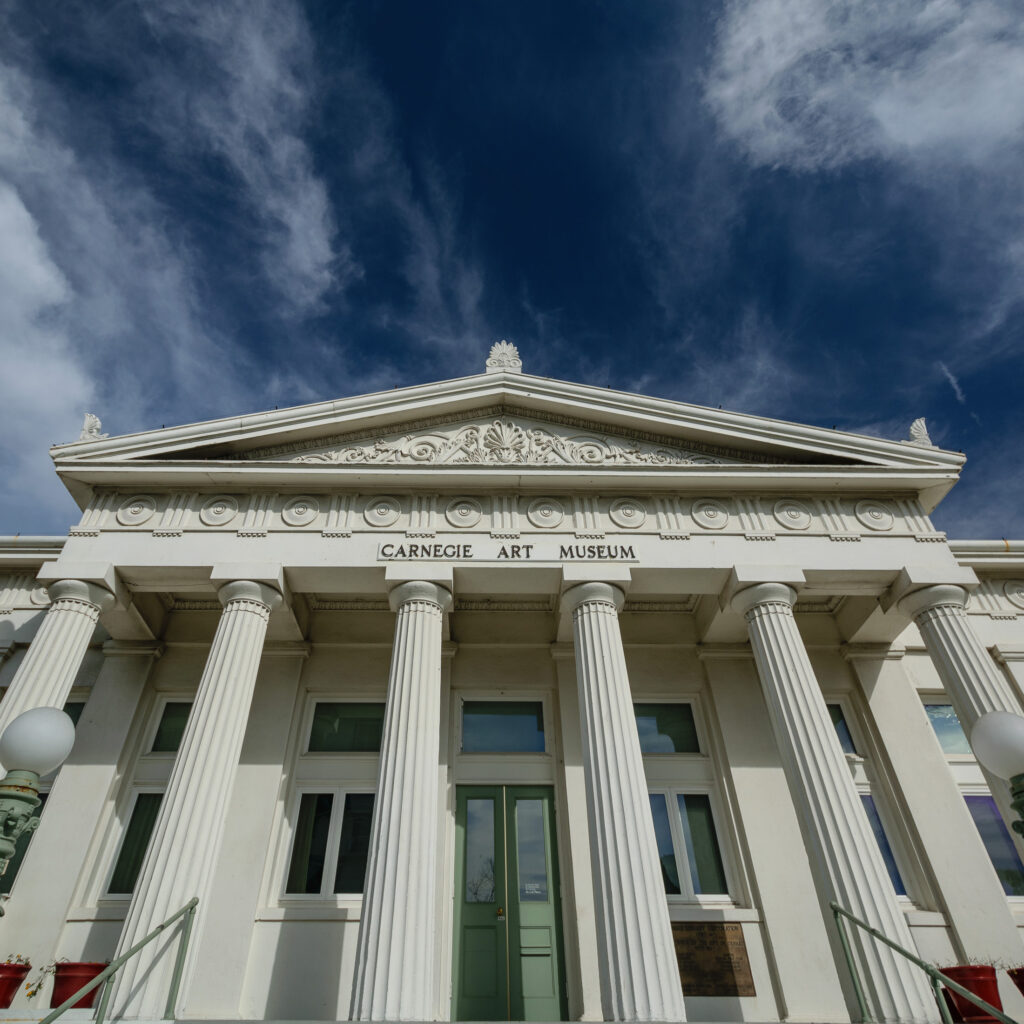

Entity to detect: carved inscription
[671,922,755,997]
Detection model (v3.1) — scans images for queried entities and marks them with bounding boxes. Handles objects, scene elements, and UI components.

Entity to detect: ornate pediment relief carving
[251,411,747,467]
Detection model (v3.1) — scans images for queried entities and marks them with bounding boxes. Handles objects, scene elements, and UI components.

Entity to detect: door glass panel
[516,799,548,902]
[286,793,333,894]
[634,703,699,753]
[648,793,681,894]
[465,798,496,902]
[462,701,545,752]
[678,794,728,895]
[334,793,374,894]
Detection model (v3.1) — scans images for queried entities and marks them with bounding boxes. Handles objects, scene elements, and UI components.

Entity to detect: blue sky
[1,1,1022,537]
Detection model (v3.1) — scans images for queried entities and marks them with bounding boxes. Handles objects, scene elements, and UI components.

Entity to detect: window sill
[666,905,760,923]
[67,902,129,922]
[258,905,363,922]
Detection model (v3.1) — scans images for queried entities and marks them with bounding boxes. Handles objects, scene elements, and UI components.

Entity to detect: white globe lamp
[970,711,1024,837]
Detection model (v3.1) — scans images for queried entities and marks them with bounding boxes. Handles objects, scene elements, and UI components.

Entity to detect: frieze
[236,405,771,464]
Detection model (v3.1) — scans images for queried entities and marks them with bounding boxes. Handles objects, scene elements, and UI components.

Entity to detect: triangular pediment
[51,370,965,511]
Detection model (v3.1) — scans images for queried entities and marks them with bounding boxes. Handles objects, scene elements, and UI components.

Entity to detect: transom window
[461,701,545,753]
[308,702,385,753]
[151,701,191,752]
[634,703,699,753]
[924,703,972,755]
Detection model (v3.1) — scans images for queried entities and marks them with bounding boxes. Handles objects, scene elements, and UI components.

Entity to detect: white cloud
[704,0,1024,172]
[137,0,348,315]
[937,361,966,404]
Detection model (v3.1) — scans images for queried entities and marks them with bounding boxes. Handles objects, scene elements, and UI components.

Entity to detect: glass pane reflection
[465,798,496,902]
[634,704,699,753]
[516,799,548,901]
[966,795,1024,896]
[925,704,972,755]
[462,702,545,752]
[648,794,680,894]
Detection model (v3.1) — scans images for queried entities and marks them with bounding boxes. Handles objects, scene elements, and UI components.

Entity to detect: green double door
[452,785,568,1021]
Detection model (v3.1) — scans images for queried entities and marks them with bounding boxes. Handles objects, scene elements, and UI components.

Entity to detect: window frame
[301,698,388,757]
[279,784,376,903]
[104,785,166,898]
[138,693,194,760]
[453,691,555,764]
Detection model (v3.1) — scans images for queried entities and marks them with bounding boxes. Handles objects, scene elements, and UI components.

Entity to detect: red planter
[0,963,30,1009]
[1008,967,1024,998]
[50,962,108,1009]
[940,966,1003,1024]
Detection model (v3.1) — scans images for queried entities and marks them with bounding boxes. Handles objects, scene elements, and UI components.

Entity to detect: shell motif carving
[445,498,483,528]
[855,500,895,531]
[199,495,239,527]
[691,499,730,531]
[1004,581,1024,611]
[527,498,565,529]
[117,495,157,527]
[609,498,647,529]
[482,419,528,463]
[282,496,320,527]
[773,499,812,531]
[364,497,401,528]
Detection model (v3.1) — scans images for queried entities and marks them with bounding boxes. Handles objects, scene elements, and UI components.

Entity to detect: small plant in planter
[937,961,1003,1024]
[25,958,110,1009]
[1005,965,1024,998]
[0,957,31,1009]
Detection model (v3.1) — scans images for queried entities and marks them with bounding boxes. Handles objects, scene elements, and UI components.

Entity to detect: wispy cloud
[938,361,966,404]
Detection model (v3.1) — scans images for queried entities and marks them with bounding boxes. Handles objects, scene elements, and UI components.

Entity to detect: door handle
[497,906,505,919]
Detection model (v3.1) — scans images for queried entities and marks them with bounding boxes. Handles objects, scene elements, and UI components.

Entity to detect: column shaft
[350,580,451,1022]
[0,580,114,740]
[736,584,934,1024]
[109,580,280,1019]
[566,582,686,1023]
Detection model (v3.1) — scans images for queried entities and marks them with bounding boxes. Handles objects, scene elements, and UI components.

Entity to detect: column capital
[560,580,625,615]
[216,579,283,612]
[387,579,453,613]
[731,582,797,617]
[45,578,116,612]
[897,583,969,620]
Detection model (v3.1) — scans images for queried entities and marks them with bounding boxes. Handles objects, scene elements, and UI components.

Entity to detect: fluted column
[734,584,935,1023]
[900,586,1021,727]
[564,581,686,1023]
[900,585,1024,832]
[0,580,114,743]
[350,580,452,1022]
[108,579,281,1019]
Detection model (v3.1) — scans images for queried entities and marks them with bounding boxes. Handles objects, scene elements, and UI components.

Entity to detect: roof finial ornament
[904,417,937,448]
[486,340,522,375]
[78,412,108,442]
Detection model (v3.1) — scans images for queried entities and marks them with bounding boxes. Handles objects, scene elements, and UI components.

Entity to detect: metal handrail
[38,897,198,1024]
[830,900,1020,1024]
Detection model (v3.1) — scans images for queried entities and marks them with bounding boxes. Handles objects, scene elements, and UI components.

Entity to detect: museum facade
[1,344,1024,1023]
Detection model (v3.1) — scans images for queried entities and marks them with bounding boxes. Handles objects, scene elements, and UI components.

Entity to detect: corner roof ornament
[78,412,108,442]
[903,417,937,448]
[485,340,522,374]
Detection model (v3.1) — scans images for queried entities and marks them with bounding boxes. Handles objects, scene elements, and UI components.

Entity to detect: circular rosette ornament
[445,498,483,528]
[855,500,895,531]
[364,496,401,528]
[773,499,812,531]
[1004,581,1024,611]
[199,495,239,527]
[282,496,320,527]
[527,498,565,529]
[691,499,730,531]
[609,498,647,529]
[117,495,157,527]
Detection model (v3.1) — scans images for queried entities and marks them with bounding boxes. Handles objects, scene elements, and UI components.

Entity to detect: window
[284,791,374,896]
[965,796,1024,897]
[108,792,164,895]
[649,791,729,898]
[461,701,545,753]
[308,702,385,752]
[924,703,972,755]
[63,701,87,727]
[150,701,191,752]
[634,703,699,753]
[827,699,912,900]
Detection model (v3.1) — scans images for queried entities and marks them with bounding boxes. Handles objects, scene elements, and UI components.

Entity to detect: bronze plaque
[672,921,756,997]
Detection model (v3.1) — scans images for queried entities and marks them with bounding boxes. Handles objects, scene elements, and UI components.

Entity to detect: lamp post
[970,711,1024,837]
[0,707,76,913]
